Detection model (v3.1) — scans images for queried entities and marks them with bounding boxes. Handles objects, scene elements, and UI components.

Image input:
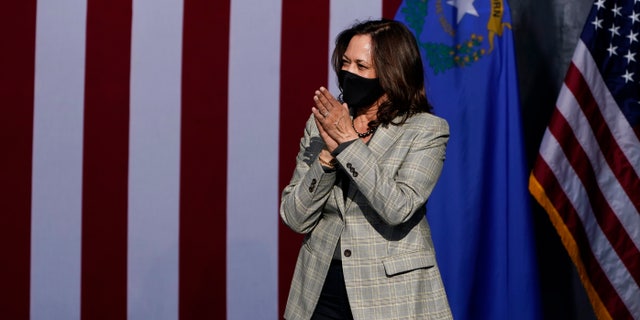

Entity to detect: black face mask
[338,70,384,110]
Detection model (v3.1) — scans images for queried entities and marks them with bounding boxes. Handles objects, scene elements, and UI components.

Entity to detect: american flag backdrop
[0,1,402,319]
[529,0,640,319]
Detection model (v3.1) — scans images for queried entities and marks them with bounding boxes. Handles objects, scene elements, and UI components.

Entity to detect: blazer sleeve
[280,115,337,234]
[335,114,449,226]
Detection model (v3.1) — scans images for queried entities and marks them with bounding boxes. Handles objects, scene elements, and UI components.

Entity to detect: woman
[280,19,452,320]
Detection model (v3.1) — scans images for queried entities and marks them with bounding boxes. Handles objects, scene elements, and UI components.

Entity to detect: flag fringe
[528,174,612,320]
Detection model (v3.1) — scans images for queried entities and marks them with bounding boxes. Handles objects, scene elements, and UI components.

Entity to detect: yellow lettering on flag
[487,0,511,52]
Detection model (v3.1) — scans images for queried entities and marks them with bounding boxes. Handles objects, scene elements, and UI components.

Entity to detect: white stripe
[227,0,282,319]
[30,1,87,319]
[538,131,640,315]
[556,83,640,249]
[127,0,183,319]
[128,0,182,319]
[328,0,383,94]
[570,40,640,178]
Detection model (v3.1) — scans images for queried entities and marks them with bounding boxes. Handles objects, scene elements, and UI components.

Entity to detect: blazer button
[343,249,352,257]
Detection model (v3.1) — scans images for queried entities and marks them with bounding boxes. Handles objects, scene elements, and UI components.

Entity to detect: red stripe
[278,1,330,316]
[532,156,632,319]
[0,2,36,319]
[179,1,230,318]
[80,1,132,319]
[564,62,640,214]
[382,0,403,19]
[547,106,640,287]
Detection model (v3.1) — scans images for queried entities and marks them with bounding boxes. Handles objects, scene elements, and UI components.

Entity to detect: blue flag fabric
[395,1,542,319]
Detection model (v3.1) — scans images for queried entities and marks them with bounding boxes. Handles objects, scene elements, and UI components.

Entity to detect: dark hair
[332,19,432,127]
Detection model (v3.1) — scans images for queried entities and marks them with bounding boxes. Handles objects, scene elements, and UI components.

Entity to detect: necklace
[352,119,377,138]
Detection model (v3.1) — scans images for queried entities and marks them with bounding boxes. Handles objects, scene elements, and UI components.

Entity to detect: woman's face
[341,34,377,79]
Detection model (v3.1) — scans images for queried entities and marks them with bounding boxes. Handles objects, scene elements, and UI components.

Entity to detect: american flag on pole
[0,1,402,319]
[529,0,640,319]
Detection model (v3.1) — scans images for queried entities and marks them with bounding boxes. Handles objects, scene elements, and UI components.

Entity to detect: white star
[609,24,621,37]
[447,0,479,24]
[594,0,606,10]
[592,17,604,30]
[628,30,639,44]
[622,70,634,83]
[630,11,640,24]
[607,43,618,56]
[624,50,636,63]
[612,4,622,17]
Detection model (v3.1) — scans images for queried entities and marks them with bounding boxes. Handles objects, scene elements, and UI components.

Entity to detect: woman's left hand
[312,87,358,152]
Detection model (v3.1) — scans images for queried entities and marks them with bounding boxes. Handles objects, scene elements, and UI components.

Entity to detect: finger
[314,116,331,142]
[311,106,322,118]
[318,87,337,103]
[312,106,329,120]
[313,96,331,118]
[313,116,322,131]
[313,92,329,113]
[315,117,340,150]
[315,87,338,111]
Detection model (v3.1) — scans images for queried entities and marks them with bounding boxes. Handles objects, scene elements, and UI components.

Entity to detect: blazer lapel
[342,121,403,213]
[367,121,403,160]
[332,177,347,214]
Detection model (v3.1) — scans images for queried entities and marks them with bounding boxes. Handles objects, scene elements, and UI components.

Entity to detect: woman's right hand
[312,87,358,152]
[313,114,339,152]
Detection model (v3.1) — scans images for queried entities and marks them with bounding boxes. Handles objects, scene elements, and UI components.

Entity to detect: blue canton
[583,0,640,128]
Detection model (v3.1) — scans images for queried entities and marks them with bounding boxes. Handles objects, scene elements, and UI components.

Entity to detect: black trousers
[311,260,354,320]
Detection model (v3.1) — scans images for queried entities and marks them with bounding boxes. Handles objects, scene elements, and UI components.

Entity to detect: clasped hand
[312,87,358,153]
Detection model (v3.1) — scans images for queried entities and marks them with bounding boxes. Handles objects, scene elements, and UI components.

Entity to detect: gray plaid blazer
[280,112,453,320]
